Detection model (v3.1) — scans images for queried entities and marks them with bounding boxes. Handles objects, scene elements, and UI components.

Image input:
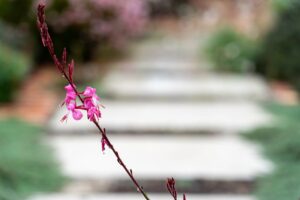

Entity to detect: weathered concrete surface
[102,73,270,101]
[47,134,272,181]
[49,101,270,134]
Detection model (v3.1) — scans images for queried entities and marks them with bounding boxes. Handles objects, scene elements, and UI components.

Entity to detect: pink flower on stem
[87,106,101,121]
[83,86,102,121]
[64,84,76,104]
[83,86,97,97]
[61,85,102,122]
[61,84,83,122]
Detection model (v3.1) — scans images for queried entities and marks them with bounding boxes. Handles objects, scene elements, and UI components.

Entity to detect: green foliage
[0,44,31,102]
[0,119,64,200]
[0,0,34,25]
[271,0,297,12]
[247,124,300,163]
[244,104,300,200]
[255,165,300,200]
[256,1,300,91]
[0,21,28,51]
[148,0,190,17]
[205,27,257,73]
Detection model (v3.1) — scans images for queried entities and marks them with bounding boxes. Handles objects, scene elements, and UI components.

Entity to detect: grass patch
[244,104,300,200]
[0,119,64,200]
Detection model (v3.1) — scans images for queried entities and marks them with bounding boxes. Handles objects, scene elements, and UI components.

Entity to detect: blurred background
[1,0,300,200]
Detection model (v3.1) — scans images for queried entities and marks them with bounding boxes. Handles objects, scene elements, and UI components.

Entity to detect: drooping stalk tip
[166,177,186,200]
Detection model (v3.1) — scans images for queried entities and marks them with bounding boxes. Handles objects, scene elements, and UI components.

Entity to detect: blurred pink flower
[47,0,148,47]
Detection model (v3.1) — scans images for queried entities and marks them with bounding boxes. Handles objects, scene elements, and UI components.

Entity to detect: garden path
[32,31,272,200]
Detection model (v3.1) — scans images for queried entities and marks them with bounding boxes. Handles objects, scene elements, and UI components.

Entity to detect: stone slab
[47,134,272,181]
[131,41,199,61]
[112,60,201,72]
[49,102,270,134]
[102,73,270,101]
[29,193,255,200]
[129,33,208,64]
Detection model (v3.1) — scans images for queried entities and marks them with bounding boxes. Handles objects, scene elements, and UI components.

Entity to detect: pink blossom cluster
[47,0,148,46]
[62,84,101,122]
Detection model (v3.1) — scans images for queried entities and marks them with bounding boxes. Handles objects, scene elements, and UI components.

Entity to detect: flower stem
[63,71,150,200]
[37,4,150,199]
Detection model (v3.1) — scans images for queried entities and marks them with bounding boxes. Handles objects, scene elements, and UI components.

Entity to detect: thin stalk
[63,72,150,200]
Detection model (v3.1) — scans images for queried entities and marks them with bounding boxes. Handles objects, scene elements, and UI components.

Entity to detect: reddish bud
[68,60,74,83]
[37,4,46,45]
[37,3,64,74]
[166,177,177,200]
[101,137,107,152]
[60,114,68,123]
[101,129,108,153]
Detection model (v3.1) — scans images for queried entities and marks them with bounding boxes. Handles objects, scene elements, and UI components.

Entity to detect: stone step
[110,60,203,74]
[49,102,270,134]
[130,35,208,61]
[131,44,199,61]
[132,40,198,57]
[102,73,270,101]
[47,134,272,194]
[29,193,255,200]
[132,52,198,62]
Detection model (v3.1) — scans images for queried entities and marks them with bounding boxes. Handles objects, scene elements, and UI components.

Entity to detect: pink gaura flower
[61,84,83,122]
[64,84,76,105]
[87,106,101,121]
[83,86,100,105]
[67,101,76,110]
[83,86,97,97]
[61,85,102,122]
[83,86,102,121]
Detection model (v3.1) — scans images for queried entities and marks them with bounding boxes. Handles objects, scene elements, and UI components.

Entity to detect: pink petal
[83,86,96,97]
[87,107,101,121]
[64,84,74,92]
[67,101,76,110]
[72,109,83,120]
